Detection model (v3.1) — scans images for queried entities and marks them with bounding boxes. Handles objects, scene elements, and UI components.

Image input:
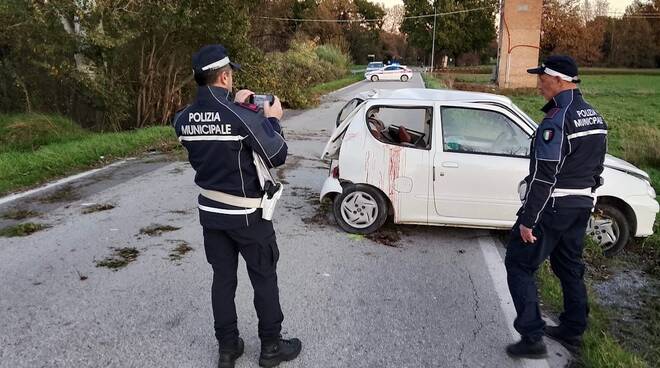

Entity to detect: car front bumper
[627,195,659,237]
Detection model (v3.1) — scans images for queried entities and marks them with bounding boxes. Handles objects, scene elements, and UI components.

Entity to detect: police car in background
[365,65,413,82]
[320,88,659,256]
[366,62,385,73]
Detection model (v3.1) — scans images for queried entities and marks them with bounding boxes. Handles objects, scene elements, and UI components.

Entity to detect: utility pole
[430,4,437,71]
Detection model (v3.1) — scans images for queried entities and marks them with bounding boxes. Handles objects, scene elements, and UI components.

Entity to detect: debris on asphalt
[139,224,180,236]
[348,234,364,241]
[38,186,80,203]
[95,247,140,270]
[0,223,50,237]
[366,230,401,247]
[1,209,40,220]
[168,240,193,262]
[82,203,115,214]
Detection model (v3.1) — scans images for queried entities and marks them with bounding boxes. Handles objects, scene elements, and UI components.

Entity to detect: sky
[369,0,636,14]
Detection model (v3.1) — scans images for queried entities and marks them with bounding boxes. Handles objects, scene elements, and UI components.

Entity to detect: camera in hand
[249,94,275,108]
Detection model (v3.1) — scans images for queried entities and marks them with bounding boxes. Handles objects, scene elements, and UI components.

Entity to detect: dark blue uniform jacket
[518,89,608,228]
[173,86,287,229]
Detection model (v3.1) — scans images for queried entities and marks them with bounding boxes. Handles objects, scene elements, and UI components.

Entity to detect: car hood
[604,154,650,181]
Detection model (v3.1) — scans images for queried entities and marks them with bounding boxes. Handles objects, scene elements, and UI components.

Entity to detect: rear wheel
[333,184,388,234]
[587,204,630,257]
[400,75,409,82]
[371,75,379,82]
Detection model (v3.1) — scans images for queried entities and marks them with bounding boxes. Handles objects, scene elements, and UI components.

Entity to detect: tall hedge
[0,1,350,130]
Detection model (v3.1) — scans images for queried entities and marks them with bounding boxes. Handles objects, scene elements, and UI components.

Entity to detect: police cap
[192,44,241,75]
[527,55,581,83]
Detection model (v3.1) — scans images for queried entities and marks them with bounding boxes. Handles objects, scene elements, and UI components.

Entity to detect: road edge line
[0,159,132,206]
[479,236,550,368]
[329,79,365,96]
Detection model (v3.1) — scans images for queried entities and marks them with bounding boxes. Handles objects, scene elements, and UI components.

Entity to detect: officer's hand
[519,224,537,244]
[234,89,255,104]
[264,96,283,120]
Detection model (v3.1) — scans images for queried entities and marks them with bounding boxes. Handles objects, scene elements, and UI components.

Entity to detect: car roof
[363,88,513,105]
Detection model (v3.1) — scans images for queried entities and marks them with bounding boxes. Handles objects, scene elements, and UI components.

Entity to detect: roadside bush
[240,40,351,109]
[315,44,351,71]
[0,114,88,153]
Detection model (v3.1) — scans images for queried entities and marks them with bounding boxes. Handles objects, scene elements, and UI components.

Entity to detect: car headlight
[645,180,657,198]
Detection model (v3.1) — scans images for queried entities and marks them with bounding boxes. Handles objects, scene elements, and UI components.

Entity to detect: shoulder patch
[542,128,554,142]
[544,107,560,119]
[236,102,259,112]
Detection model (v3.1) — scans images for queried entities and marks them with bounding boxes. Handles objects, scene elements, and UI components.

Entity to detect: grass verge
[421,72,446,89]
[309,73,363,97]
[538,261,647,367]
[0,123,178,196]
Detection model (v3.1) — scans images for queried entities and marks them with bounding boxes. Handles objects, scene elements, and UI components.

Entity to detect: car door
[336,98,364,127]
[343,100,432,224]
[383,66,398,80]
[430,103,533,227]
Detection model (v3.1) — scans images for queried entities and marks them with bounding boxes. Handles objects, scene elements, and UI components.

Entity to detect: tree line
[1,0,658,131]
[541,0,660,68]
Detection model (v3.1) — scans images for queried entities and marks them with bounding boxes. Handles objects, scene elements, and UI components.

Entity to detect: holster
[253,152,284,221]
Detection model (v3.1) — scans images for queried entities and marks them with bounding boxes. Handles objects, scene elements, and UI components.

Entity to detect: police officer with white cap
[504,55,608,358]
[173,44,301,368]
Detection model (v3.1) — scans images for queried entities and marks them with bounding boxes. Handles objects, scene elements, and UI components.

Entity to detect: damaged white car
[320,88,659,256]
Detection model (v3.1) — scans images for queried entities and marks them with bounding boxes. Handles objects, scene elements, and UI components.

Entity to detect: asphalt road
[0,73,569,368]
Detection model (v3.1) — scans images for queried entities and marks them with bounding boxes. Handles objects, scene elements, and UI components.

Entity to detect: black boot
[218,337,244,368]
[259,337,302,368]
[506,337,548,359]
[544,325,582,353]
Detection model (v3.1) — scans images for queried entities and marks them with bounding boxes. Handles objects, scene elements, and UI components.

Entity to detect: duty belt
[551,187,594,198]
[199,188,263,208]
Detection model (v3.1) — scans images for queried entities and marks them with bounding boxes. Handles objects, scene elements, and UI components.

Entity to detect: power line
[255,7,494,23]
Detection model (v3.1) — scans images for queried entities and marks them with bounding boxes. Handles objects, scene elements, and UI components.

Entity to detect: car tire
[401,75,409,82]
[371,75,379,82]
[333,184,388,234]
[587,204,630,257]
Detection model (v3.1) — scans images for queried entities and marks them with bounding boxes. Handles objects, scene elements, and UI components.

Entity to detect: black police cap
[527,55,581,83]
[192,44,241,75]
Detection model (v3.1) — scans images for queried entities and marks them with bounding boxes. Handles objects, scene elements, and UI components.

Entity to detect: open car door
[323,90,378,160]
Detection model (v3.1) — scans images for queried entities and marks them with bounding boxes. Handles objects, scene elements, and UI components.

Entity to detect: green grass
[0,222,50,237]
[0,113,89,153]
[421,72,446,89]
[581,68,660,76]
[538,261,647,368]
[0,115,178,196]
[309,73,363,96]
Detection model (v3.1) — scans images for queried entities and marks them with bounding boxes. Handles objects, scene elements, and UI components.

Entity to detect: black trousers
[505,206,591,341]
[202,219,284,348]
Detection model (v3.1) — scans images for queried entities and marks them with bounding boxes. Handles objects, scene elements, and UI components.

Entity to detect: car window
[384,66,398,71]
[441,107,530,157]
[366,106,432,149]
[336,98,363,127]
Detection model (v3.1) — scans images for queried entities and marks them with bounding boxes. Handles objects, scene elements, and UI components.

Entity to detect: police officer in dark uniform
[173,45,301,368]
[505,55,607,358]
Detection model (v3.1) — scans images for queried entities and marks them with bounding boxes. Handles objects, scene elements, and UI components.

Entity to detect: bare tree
[383,4,405,33]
